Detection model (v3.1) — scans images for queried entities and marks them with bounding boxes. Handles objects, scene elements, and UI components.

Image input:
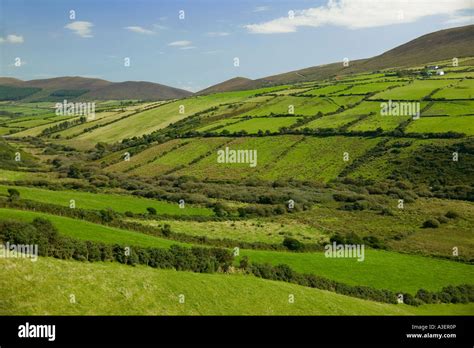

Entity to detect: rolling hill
[199,24,474,94]
[197,77,253,95]
[0,76,193,101]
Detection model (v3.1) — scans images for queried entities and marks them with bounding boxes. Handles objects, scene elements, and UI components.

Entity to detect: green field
[175,136,304,180]
[342,81,406,95]
[259,136,381,182]
[0,185,213,216]
[239,248,474,294]
[244,96,344,116]
[3,256,472,315]
[432,79,474,99]
[300,112,360,130]
[297,101,388,130]
[423,101,474,116]
[219,117,301,133]
[349,114,412,131]
[302,84,351,96]
[371,79,460,100]
[104,138,186,172]
[129,137,229,177]
[0,169,54,181]
[406,116,474,135]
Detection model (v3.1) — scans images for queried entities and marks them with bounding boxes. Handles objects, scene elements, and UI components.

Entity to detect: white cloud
[0,34,24,44]
[168,40,192,47]
[253,6,270,12]
[245,0,472,34]
[153,24,168,30]
[444,15,473,24]
[65,21,94,38]
[125,26,154,35]
[180,46,196,50]
[206,31,230,37]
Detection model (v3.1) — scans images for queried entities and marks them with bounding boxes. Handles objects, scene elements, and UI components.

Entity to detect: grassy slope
[0,185,212,216]
[0,208,186,248]
[0,208,472,294]
[1,256,472,315]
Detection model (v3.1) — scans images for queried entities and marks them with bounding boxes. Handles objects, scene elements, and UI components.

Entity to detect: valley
[0,25,473,316]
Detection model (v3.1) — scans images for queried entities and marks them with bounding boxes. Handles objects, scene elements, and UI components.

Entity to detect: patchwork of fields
[1,57,473,316]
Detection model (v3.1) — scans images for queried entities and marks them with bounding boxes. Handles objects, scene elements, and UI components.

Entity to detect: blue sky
[0,0,472,91]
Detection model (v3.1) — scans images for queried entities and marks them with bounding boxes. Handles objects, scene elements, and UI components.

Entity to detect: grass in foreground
[1,256,473,315]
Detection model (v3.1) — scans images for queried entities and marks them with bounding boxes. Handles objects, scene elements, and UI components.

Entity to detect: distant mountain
[0,76,192,101]
[0,77,24,86]
[20,76,112,90]
[84,81,193,100]
[198,25,474,94]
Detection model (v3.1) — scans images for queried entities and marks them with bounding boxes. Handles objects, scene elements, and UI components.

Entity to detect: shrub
[146,207,157,215]
[415,288,436,304]
[239,256,250,270]
[282,237,304,251]
[161,223,171,237]
[422,219,440,228]
[7,188,20,202]
[402,293,423,306]
[381,207,394,216]
[330,233,345,245]
[362,236,386,249]
[445,210,460,219]
[437,216,449,224]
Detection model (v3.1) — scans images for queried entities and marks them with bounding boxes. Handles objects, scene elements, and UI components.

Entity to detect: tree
[212,202,227,217]
[146,207,157,215]
[7,188,20,202]
[283,237,304,251]
[422,219,440,228]
[162,224,171,237]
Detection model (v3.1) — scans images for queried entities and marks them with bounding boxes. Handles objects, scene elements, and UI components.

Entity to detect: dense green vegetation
[0,85,42,101]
